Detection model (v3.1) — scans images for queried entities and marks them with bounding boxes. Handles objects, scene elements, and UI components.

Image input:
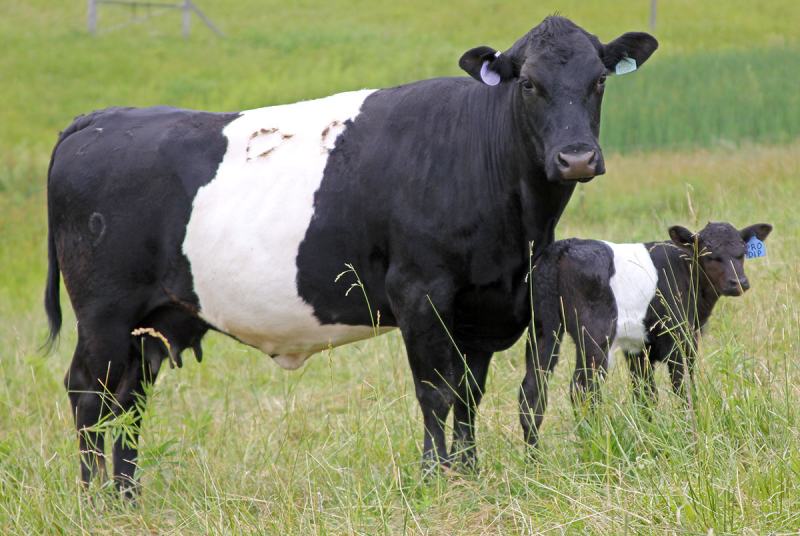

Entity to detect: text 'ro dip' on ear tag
[746,236,767,259]
[615,57,637,75]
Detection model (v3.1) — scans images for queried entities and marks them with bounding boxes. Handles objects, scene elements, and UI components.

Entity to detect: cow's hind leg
[64,319,131,488]
[450,350,492,470]
[112,308,207,497]
[110,337,162,498]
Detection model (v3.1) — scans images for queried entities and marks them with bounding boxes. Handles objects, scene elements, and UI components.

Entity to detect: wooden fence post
[88,0,97,34]
[182,0,191,38]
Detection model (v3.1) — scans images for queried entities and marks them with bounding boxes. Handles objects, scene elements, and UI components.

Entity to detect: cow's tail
[43,218,62,354]
[42,113,102,354]
[42,130,70,354]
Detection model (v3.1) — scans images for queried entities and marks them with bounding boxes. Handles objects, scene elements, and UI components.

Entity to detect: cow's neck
[488,82,577,259]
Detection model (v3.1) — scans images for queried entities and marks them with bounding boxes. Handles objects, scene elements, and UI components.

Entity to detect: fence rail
[87,0,223,37]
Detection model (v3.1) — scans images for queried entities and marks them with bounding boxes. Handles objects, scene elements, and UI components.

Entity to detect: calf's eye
[521,78,534,91]
[596,75,606,90]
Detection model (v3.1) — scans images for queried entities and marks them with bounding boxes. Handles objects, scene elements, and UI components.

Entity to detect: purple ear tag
[480,51,502,86]
[746,236,766,259]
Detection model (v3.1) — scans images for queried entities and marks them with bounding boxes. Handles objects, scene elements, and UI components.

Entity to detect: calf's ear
[740,223,773,242]
[459,46,515,86]
[602,32,659,74]
[669,225,695,248]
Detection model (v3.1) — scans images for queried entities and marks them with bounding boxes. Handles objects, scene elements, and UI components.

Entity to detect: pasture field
[1,1,799,534]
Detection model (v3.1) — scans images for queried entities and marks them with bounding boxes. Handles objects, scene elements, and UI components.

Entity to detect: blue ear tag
[614,57,637,75]
[746,236,766,259]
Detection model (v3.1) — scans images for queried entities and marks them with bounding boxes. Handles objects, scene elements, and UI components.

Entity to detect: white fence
[87,0,223,37]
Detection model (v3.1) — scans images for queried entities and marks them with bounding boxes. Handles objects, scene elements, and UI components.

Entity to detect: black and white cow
[44,16,657,493]
[521,222,773,446]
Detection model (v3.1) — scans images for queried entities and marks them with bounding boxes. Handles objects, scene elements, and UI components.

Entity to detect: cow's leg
[387,274,456,471]
[450,350,492,469]
[64,320,129,487]
[519,317,563,449]
[111,338,162,498]
[626,348,656,407]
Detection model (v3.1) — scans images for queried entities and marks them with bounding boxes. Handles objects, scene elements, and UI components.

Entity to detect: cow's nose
[557,150,597,181]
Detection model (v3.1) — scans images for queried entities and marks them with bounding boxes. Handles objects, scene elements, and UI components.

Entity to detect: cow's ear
[459,46,515,86]
[669,225,695,248]
[602,32,658,74]
[740,223,773,242]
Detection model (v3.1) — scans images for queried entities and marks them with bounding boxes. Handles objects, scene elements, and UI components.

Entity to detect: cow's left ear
[602,32,659,74]
[459,46,515,86]
[740,223,773,242]
[669,225,695,248]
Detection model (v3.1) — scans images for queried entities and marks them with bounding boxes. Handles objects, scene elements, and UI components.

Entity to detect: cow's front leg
[387,273,457,472]
[450,350,492,470]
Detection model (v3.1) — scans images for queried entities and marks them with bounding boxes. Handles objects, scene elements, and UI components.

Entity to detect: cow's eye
[521,78,535,92]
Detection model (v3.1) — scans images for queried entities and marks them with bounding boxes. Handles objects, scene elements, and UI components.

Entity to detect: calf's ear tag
[614,57,637,75]
[746,236,766,259]
[480,51,502,86]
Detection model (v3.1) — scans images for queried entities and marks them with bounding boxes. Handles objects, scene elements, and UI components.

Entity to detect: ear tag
[614,57,637,75]
[746,236,766,259]
[479,51,502,86]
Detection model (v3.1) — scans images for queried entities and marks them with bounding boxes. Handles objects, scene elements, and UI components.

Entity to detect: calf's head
[459,16,658,183]
[669,222,773,297]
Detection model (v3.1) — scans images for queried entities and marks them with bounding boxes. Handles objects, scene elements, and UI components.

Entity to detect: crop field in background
[1,1,799,534]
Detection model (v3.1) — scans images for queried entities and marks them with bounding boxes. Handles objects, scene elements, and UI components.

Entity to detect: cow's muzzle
[556,150,599,181]
[546,144,605,183]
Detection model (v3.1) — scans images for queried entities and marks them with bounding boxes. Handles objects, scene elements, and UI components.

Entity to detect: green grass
[1,0,800,534]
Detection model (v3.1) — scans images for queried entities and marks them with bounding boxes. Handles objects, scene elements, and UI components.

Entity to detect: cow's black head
[459,16,658,183]
[669,222,773,297]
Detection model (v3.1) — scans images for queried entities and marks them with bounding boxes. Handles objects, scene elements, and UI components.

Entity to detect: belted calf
[520,222,772,447]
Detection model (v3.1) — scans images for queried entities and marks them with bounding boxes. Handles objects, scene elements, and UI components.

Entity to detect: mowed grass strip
[0,142,798,534]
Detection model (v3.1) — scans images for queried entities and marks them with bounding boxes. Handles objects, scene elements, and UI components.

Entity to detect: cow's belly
[183,89,392,369]
[604,242,658,362]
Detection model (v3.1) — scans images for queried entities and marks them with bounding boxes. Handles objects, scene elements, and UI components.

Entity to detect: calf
[520,222,772,446]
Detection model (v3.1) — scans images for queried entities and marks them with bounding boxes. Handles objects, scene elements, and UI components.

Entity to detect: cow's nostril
[557,152,569,168]
[586,150,596,165]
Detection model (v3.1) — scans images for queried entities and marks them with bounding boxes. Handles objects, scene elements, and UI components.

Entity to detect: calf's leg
[569,320,613,414]
[626,348,657,407]
[519,318,563,449]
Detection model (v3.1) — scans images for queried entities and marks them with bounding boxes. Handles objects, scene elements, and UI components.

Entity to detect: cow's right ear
[669,225,695,248]
[602,32,658,74]
[459,46,515,86]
